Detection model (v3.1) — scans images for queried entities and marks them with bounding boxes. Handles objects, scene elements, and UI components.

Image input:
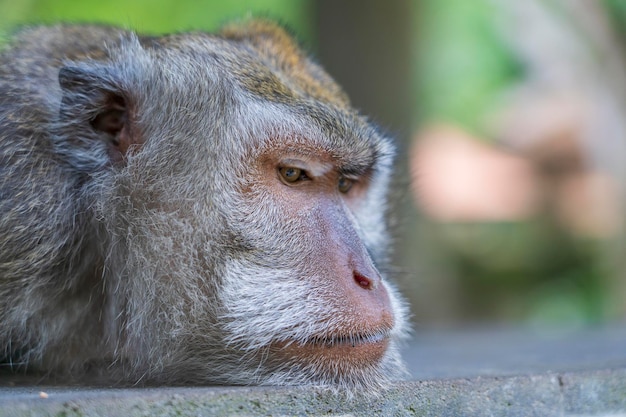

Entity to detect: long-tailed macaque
[0,20,408,390]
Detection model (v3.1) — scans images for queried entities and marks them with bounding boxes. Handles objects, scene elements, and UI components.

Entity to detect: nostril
[353,271,373,289]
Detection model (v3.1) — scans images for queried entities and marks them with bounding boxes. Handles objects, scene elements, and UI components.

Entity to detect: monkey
[0,19,408,391]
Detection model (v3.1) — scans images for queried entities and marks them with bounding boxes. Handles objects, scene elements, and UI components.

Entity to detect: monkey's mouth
[274,329,391,366]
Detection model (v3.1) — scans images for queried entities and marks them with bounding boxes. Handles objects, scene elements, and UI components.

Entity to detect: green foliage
[440,221,610,325]
[0,0,314,43]
[415,0,522,136]
[604,0,626,42]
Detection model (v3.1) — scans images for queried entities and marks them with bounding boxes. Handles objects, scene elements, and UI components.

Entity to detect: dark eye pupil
[338,176,352,193]
[280,166,303,183]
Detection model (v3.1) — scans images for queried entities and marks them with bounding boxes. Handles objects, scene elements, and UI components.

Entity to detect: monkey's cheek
[273,337,390,370]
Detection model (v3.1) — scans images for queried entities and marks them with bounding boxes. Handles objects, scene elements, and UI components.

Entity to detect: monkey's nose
[349,268,394,329]
[353,271,375,290]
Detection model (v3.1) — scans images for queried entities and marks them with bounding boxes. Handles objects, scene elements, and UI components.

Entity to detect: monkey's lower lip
[275,331,390,365]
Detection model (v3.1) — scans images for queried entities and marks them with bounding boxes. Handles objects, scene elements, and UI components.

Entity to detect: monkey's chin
[274,331,390,369]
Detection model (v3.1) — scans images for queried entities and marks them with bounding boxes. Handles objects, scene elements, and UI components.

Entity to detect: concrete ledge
[2,325,626,416]
[2,369,626,417]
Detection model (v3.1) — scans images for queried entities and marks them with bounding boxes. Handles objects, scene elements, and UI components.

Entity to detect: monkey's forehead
[141,23,351,110]
[137,30,392,160]
[223,49,350,110]
[219,18,352,108]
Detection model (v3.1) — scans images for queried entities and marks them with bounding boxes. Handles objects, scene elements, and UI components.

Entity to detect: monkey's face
[210,101,408,389]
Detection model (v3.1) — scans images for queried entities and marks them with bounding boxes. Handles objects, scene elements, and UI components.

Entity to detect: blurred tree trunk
[315,0,414,138]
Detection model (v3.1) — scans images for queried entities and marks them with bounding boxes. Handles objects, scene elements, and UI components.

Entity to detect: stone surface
[1,324,625,416]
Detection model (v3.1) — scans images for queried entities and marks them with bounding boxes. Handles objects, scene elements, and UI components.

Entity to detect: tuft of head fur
[0,19,409,392]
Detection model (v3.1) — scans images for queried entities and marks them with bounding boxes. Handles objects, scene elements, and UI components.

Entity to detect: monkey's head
[54,20,408,391]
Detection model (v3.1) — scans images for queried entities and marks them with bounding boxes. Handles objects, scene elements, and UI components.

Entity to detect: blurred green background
[0,0,314,41]
[1,0,624,329]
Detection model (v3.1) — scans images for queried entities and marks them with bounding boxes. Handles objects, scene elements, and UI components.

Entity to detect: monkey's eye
[338,176,354,193]
[279,166,308,184]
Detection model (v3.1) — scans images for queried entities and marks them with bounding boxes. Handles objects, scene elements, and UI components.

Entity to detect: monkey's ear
[58,65,136,165]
